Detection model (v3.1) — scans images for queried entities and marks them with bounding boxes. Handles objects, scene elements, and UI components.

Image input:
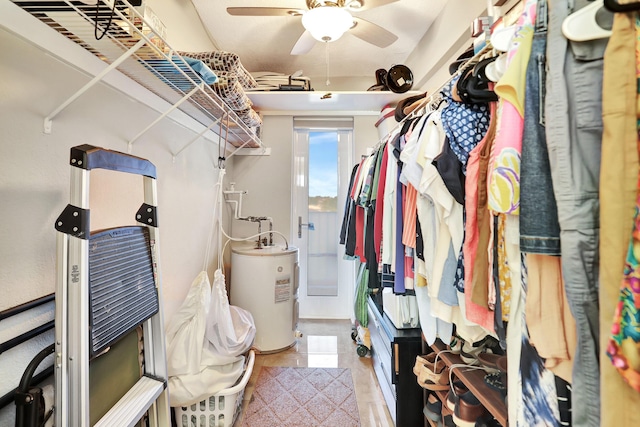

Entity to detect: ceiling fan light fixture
[302,7,353,42]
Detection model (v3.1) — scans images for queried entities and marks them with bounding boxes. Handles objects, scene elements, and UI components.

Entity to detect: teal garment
[354,263,369,327]
[370,146,385,204]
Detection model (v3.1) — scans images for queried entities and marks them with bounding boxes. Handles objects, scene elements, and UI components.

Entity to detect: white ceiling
[189,0,448,91]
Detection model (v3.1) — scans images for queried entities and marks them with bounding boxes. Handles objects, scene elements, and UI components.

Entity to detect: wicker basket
[174,350,255,427]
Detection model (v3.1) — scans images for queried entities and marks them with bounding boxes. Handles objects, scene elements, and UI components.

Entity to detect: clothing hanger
[562,0,613,42]
[485,54,506,83]
[604,0,640,12]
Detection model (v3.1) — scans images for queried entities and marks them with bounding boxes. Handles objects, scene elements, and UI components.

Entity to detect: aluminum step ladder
[54,144,170,427]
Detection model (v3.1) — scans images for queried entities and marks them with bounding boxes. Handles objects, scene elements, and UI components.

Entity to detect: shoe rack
[423,339,508,427]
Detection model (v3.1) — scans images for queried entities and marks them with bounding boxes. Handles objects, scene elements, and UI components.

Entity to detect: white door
[292,118,355,319]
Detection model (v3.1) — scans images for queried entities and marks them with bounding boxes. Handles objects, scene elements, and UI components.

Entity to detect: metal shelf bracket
[43,38,147,134]
[127,83,203,153]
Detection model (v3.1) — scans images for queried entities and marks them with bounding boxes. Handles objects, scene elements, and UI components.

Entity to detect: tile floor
[236,319,395,427]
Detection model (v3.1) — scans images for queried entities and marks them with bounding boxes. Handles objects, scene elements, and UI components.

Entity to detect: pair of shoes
[414,353,445,376]
[476,353,503,372]
[460,341,484,365]
[452,391,489,427]
[445,376,468,412]
[416,353,450,390]
[475,335,503,355]
[423,393,443,423]
[474,415,501,427]
[449,335,464,354]
[446,373,489,427]
[483,372,505,392]
[443,414,456,427]
[460,336,504,365]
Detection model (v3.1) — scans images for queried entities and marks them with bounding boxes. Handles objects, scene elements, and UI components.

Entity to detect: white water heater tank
[230,245,299,353]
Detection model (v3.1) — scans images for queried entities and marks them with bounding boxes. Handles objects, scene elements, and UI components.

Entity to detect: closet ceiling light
[302,7,354,42]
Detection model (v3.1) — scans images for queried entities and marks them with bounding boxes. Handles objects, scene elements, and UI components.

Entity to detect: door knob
[298,216,315,238]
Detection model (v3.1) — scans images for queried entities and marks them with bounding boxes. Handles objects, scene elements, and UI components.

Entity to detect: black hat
[386,64,413,93]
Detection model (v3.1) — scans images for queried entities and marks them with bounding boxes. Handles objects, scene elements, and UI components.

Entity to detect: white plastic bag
[206,269,256,358]
[166,271,245,406]
[165,271,211,376]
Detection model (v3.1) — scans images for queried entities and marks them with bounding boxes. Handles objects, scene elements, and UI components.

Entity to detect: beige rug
[240,367,361,427]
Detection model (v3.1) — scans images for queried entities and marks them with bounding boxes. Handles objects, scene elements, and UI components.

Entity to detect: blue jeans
[546,1,609,426]
[520,14,561,256]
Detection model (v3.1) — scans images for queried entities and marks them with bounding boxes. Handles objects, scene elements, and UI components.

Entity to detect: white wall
[230,116,295,244]
[0,14,231,426]
[146,0,219,51]
[354,115,382,157]
[230,114,378,244]
[405,0,488,91]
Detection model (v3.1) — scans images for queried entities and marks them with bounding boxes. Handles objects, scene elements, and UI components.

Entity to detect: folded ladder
[54,145,170,427]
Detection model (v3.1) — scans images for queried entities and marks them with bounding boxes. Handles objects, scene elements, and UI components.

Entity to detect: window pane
[307,132,338,296]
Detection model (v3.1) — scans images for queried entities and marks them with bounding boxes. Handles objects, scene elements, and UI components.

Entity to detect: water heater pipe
[223,184,275,248]
[223,182,247,219]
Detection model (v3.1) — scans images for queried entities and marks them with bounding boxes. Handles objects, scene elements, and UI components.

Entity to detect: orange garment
[525,254,577,383]
[463,102,497,331]
[402,183,418,248]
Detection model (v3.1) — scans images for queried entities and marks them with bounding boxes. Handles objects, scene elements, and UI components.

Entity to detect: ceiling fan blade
[350,17,398,48]
[227,7,305,16]
[348,0,400,12]
[291,30,317,55]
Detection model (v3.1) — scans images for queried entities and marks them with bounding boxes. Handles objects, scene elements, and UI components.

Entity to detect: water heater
[230,245,299,353]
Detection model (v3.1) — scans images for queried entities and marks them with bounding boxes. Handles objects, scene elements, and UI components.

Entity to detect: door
[292,118,355,319]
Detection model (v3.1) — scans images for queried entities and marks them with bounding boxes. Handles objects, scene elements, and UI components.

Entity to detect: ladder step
[94,376,165,427]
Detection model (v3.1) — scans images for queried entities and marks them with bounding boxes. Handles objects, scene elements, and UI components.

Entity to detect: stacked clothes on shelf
[250,71,312,91]
[178,51,263,130]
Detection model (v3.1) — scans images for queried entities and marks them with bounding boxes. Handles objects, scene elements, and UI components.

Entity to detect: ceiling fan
[227,0,400,55]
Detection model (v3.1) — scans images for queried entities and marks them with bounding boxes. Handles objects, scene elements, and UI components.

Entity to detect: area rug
[240,367,361,427]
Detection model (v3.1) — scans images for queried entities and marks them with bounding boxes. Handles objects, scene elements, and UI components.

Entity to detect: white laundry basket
[174,350,255,427]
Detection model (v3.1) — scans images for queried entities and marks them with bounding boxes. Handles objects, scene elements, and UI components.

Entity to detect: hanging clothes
[606,13,640,393]
[464,100,498,332]
[599,9,640,427]
[488,0,539,216]
[546,1,607,425]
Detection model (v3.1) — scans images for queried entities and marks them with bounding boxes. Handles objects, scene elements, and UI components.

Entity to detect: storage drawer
[369,302,393,351]
[368,304,394,392]
[366,296,423,427]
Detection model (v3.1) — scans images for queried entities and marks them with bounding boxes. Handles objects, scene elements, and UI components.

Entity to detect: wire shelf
[12,0,262,149]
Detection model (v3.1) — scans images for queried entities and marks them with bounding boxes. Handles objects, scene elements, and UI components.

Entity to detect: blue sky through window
[309,131,338,197]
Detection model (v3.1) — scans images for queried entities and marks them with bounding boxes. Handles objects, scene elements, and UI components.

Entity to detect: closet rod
[369,43,495,153]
